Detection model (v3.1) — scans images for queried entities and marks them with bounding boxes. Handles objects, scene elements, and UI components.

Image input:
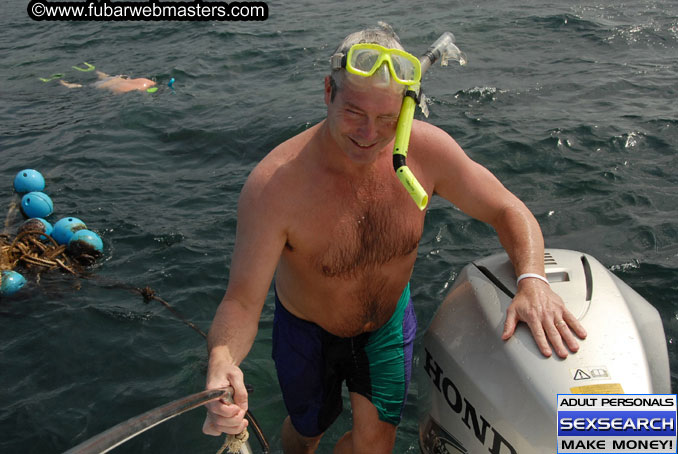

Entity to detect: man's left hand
[501,279,588,358]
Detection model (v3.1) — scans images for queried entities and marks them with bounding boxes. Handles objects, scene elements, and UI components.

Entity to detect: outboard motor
[419,249,670,454]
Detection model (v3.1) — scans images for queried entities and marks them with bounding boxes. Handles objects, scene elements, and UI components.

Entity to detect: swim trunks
[272,283,417,437]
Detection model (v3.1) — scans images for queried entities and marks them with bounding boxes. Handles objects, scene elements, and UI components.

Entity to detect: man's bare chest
[284,182,425,278]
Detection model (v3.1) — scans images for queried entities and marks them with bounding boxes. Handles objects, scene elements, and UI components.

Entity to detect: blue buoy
[19,218,54,241]
[67,229,104,263]
[14,169,45,193]
[52,217,87,245]
[20,192,53,218]
[0,270,27,296]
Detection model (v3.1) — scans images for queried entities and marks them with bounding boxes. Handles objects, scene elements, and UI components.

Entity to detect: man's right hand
[202,363,249,436]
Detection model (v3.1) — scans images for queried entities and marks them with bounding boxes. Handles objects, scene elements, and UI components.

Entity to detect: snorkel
[393,32,467,210]
[146,77,175,93]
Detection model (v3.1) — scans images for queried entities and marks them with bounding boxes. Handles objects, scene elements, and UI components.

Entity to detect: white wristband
[516,273,549,286]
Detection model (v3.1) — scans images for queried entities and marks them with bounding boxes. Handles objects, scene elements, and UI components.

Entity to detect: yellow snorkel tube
[393,32,467,210]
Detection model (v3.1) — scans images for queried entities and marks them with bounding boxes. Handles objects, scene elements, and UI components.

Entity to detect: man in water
[59,71,156,93]
[202,23,587,453]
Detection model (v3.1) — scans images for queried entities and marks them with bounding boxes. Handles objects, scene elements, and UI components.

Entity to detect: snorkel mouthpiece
[393,32,466,210]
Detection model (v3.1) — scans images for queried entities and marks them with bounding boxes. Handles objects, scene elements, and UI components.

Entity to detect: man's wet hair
[329,22,406,101]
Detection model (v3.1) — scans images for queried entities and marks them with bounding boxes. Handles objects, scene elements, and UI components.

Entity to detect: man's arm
[203,163,287,435]
[491,198,587,358]
[416,121,587,358]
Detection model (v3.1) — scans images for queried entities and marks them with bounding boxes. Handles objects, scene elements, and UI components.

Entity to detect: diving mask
[330,43,422,86]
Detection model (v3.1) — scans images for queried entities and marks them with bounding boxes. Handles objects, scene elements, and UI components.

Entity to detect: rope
[1,230,82,274]
[135,286,208,338]
[3,200,19,234]
[216,430,250,454]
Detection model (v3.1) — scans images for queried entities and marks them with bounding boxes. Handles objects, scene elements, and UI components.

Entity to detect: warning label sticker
[570,366,610,381]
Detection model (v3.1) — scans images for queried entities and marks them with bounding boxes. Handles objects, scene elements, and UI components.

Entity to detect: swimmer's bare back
[59,70,156,93]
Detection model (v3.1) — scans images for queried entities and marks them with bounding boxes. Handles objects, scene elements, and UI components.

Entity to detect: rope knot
[139,286,156,302]
[216,430,250,454]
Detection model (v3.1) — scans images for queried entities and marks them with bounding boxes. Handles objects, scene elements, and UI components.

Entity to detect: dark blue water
[2,1,677,453]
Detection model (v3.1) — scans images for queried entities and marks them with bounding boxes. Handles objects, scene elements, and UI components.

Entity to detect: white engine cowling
[419,249,671,454]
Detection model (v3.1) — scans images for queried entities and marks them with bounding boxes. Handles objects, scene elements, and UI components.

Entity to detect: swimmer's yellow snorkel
[394,32,467,210]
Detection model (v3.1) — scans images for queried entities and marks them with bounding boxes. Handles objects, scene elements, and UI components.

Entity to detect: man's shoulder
[256,122,320,172]
[410,120,450,144]
[241,122,320,203]
[243,150,289,199]
[409,120,463,161]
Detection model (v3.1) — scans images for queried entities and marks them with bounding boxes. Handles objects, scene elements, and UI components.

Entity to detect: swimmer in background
[60,71,156,94]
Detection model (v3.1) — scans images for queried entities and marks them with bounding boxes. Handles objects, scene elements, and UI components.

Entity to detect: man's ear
[324,75,333,105]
